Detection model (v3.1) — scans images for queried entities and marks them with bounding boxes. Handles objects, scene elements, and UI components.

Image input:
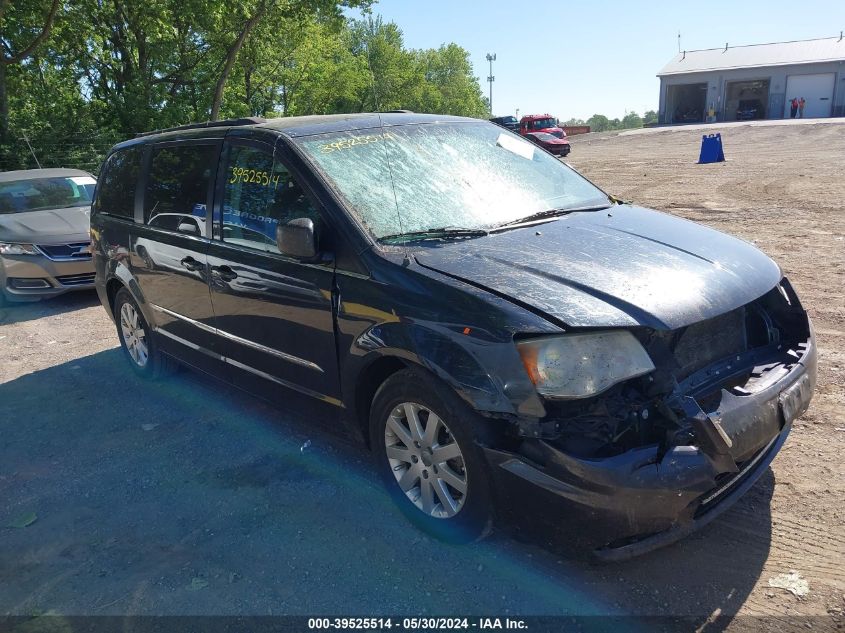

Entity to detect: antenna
[362,12,381,111]
[20,132,42,169]
[677,31,681,53]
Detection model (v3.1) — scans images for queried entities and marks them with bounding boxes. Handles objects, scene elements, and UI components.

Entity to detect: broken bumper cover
[484,334,817,561]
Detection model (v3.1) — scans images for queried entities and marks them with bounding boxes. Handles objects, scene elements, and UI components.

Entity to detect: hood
[0,206,90,243]
[539,127,564,138]
[413,206,781,330]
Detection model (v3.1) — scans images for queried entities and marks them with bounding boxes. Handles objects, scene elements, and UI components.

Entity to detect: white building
[657,35,845,124]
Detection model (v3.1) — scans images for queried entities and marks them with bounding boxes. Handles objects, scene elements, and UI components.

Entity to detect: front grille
[36,242,91,261]
[56,272,95,286]
[673,307,746,379]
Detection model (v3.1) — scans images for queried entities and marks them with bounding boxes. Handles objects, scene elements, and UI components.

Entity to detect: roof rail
[380,109,414,113]
[135,117,266,138]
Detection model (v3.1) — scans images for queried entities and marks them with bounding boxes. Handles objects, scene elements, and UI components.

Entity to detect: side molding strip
[150,303,323,373]
[154,327,342,408]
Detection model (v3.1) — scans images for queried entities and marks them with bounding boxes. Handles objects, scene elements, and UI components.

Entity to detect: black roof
[112,113,478,151]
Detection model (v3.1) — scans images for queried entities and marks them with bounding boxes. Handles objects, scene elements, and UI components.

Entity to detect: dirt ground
[1,119,843,632]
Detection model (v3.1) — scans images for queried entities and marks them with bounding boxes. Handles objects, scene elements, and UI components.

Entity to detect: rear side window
[95,146,142,218]
[144,144,216,235]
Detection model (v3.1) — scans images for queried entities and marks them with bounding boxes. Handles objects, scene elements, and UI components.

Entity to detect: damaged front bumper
[484,328,817,561]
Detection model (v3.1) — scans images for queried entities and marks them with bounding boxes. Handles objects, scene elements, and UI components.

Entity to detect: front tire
[113,288,174,379]
[370,367,494,543]
[136,245,155,271]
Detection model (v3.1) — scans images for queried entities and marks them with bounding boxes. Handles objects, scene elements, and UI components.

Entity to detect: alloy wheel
[384,402,468,518]
[119,302,149,368]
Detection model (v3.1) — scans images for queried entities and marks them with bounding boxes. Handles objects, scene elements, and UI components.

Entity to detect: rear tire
[113,288,175,379]
[370,367,494,543]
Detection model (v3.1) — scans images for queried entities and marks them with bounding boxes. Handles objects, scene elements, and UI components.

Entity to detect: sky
[365,0,845,121]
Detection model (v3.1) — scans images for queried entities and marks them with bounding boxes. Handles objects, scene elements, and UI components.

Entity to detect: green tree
[413,44,487,117]
[643,109,658,125]
[347,16,417,112]
[621,111,643,129]
[0,4,491,171]
[0,0,61,141]
[586,114,610,132]
[271,17,369,117]
[345,17,486,117]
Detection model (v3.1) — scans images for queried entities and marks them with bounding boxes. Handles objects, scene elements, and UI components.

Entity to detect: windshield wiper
[493,203,613,229]
[378,226,489,243]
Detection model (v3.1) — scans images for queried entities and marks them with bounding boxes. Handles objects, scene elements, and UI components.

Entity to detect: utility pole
[486,53,496,114]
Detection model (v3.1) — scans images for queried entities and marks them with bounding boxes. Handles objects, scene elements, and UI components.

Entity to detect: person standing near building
[790,97,799,118]
[799,97,806,118]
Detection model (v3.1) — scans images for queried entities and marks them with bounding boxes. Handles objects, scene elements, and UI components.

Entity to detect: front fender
[352,319,546,418]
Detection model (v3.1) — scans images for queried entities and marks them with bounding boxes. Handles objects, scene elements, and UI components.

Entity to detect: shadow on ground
[0,291,100,327]
[0,350,774,629]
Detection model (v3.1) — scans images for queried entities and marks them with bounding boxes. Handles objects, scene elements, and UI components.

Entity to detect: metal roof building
[657,35,845,124]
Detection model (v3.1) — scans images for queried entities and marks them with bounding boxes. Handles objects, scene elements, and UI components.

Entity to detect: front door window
[220,145,321,253]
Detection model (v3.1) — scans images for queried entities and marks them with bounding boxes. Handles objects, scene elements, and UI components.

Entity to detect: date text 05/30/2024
[308,618,528,630]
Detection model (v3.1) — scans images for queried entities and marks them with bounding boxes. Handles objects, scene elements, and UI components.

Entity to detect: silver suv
[0,168,96,305]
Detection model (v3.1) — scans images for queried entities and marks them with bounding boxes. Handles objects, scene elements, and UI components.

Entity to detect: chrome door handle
[180,256,204,272]
[212,265,238,281]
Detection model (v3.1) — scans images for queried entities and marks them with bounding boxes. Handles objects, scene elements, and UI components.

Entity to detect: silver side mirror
[178,220,200,235]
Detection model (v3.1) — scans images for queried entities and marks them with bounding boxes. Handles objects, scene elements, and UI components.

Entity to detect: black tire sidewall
[370,367,494,543]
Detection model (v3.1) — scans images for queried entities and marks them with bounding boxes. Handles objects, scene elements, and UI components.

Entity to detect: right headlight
[516,331,655,400]
[0,242,39,256]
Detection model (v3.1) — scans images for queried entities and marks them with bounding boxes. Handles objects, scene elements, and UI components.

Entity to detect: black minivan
[91,113,816,559]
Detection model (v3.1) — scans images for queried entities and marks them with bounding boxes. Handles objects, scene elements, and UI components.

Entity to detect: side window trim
[134,145,150,224]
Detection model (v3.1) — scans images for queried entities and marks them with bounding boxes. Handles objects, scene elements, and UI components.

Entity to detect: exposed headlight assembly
[0,242,39,256]
[517,331,655,399]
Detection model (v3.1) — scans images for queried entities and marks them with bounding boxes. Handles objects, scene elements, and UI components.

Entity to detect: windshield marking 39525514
[297,122,609,242]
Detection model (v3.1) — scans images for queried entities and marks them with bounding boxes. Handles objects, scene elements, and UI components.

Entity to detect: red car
[519,114,566,139]
[524,131,571,157]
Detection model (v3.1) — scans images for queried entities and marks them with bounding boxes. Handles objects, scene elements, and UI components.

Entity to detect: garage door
[784,73,835,118]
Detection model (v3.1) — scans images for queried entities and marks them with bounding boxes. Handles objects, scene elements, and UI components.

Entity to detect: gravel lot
[1,119,843,631]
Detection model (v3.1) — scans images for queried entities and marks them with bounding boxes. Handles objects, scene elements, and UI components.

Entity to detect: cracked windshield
[299,123,607,239]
